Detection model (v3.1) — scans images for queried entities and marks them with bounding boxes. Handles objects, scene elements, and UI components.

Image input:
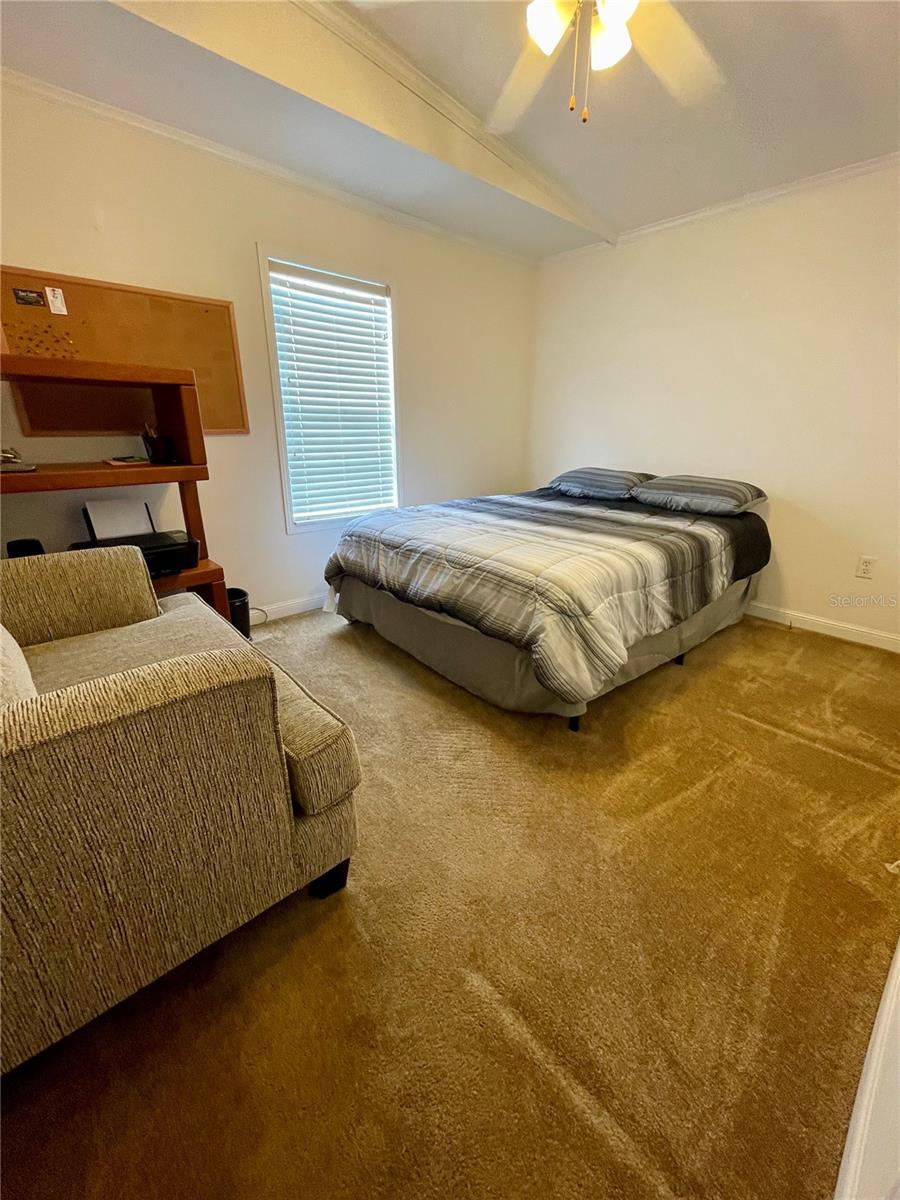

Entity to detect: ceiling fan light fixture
[526,0,574,56]
[597,0,639,25]
[590,10,632,70]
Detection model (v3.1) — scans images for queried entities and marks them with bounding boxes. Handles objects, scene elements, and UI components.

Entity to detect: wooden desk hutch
[0,356,229,618]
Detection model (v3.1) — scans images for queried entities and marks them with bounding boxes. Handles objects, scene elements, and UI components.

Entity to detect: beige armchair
[1,547,360,1072]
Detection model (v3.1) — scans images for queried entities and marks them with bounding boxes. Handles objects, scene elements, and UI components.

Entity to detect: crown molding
[543,151,900,264]
[1,68,540,267]
[295,0,617,245]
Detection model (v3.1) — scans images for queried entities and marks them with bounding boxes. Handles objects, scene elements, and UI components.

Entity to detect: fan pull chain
[568,0,583,112]
[582,0,594,122]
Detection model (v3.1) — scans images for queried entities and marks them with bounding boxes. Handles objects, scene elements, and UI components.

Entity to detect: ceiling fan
[488,0,723,133]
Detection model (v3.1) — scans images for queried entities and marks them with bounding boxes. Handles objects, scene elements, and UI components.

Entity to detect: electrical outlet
[856,556,877,580]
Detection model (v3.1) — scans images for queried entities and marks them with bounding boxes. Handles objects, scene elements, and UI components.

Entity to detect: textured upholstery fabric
[1,547,160,647]
[272,664,362,815]
[24,593,360,816]
[23,592,253,691]
[1,648,297,1071]
[291,794,358,887]
[1,559,359,1072]
[0,623,36,705]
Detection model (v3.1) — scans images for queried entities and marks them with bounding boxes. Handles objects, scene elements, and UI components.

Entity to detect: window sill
[286,507,395,535]
[286,514,352,535]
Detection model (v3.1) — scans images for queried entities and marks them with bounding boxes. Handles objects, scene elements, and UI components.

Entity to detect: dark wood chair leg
[568,716,581,732]
[309,858,350,898]
[673,653,685,665]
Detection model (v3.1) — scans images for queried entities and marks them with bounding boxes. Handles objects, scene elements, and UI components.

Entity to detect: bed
[324,487,771,724]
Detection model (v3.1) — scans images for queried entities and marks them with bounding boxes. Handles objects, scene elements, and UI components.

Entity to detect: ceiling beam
[113,0,617,245]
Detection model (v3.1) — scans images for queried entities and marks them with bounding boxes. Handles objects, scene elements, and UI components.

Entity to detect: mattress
[325,489,770,707]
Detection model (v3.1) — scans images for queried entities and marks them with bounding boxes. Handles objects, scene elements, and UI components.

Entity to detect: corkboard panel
[1,266,249,434]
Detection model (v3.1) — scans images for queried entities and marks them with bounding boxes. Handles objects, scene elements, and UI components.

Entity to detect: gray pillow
[550,467,655,500]
[1,623,37,705]
[631,475,766,515]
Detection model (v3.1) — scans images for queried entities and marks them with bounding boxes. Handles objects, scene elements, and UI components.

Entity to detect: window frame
[258,245,402,536]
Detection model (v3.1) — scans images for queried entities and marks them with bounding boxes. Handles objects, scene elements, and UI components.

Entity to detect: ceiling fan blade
[629,0,723,106]
[486,31,572,135]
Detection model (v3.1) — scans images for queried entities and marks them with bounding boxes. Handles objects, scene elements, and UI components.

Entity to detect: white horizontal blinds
[269,261,398,522]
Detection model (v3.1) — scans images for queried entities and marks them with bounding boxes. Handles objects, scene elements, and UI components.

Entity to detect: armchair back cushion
[1,547,160,647]
[23,592,360,817]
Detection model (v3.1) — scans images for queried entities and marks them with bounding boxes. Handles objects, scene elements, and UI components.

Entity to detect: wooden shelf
[152,559,225,597]
[0,461,209,494]
[0,355,229,619]
[1,355,196,387]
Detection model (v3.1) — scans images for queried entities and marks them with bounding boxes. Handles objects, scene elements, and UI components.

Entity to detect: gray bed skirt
[336,575,758,718]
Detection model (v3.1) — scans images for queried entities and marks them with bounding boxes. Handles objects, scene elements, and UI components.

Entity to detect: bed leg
[673,653,685,666]
[568,716,581,733]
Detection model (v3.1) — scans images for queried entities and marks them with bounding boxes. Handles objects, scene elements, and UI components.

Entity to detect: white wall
[3,77,897,649]
[0,79,535,610]
[533,165,900,644]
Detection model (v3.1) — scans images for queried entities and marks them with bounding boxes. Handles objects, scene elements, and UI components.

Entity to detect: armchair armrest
[1,646,295,1072]
[0,546,160,647]
[1,644,281,752]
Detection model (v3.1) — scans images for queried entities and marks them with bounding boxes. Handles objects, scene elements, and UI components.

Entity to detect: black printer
[70,502,199,577]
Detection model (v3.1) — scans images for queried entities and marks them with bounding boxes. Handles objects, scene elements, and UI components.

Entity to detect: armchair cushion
[23,592,359,816]
[1,624,37,705]
[1,547,160,648]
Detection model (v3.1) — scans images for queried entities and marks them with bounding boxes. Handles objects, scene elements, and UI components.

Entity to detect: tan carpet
[2,614,898,1200]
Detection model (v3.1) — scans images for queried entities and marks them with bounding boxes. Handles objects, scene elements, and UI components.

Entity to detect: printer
[70,499,199,578]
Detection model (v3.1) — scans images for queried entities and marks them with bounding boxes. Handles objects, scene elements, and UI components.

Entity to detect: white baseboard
[250,592,328,625]
[747,602,900,654]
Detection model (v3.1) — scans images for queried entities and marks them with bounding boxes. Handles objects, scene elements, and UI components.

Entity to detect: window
[266,258,398,526]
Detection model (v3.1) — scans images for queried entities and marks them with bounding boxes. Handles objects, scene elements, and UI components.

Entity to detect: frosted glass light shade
[526,0,573,55]
[590,14,632,69]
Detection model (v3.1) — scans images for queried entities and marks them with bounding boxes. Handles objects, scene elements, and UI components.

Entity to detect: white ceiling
[347,0,900,231]
[1,0,897,255]
[0,1,600,257]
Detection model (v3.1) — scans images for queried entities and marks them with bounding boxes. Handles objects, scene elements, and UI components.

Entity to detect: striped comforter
[325,491,767,704]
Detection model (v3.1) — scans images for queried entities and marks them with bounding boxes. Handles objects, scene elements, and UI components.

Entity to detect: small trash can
[227,587,251,639]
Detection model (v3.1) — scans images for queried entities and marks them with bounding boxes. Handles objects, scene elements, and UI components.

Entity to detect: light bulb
[598,0,639,24]
[526,0,573,56]
[590,11,632,70]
